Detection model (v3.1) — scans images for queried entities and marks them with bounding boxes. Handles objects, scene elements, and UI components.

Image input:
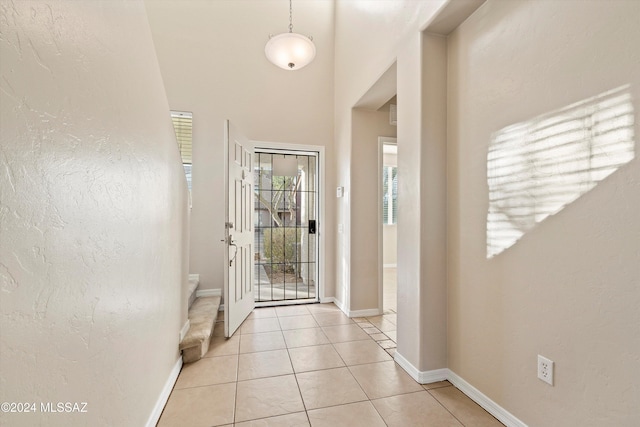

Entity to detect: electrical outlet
[538,355,554,385]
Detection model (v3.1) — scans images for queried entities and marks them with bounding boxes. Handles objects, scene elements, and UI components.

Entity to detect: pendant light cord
[288,0,293,33]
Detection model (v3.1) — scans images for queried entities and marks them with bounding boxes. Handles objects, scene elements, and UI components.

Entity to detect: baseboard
[319,296,335,304]
[447,370,527,427]
[196,288,222,298]
[348,307,382,318]
[393,352,418,381]
[179,320,190,343]
[393,352,527,427]
[332,299,380,319]
[394,351,448,384]
[383,263,397,268]
[145,356,182,427]
[333,298,347,315]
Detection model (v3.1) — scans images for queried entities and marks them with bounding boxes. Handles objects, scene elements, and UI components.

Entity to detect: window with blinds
[383,166,398,225]
[170,111,193,190]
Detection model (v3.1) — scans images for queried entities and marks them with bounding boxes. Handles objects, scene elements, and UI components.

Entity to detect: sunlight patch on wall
[487,85,635,258]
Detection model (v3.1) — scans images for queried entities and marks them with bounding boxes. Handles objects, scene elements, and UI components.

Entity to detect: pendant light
[265,0,316,70]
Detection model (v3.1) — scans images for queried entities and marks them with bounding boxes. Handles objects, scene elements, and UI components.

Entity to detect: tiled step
[179,296,221,363]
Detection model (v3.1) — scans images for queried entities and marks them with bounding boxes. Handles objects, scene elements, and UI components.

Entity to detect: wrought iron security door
[254,150,318,304]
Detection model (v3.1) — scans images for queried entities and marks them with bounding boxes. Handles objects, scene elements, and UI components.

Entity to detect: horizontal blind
[382,166,398,225]
[171,111,192,165]
[391,166,397,225]
[382,166,390,224]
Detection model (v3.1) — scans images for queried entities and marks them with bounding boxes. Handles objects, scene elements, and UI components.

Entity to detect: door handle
[229,237,238,267]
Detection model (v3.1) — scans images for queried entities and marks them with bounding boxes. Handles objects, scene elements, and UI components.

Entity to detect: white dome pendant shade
[265,33,316,70]
[265,0,315,71]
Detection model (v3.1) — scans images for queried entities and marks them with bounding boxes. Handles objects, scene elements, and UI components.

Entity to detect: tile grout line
[322,337,388,426]
[174,304,499,427]
[427,387,467,427]
[284,336,313,426]
[232,348,239,426]
[228,308,401,425]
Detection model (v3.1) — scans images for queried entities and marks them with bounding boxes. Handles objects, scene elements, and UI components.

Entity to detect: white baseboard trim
[394,352,448,384]
[348,308,382,318]
[146,356,182,427]
[447,370,527,427]
[196,288,222,298]
[319,296,335,304]
[393,352,417,380]
[333,298,347,315]
[393,352,527,427]
[179,320,190,343]
[383,263,397,268]
[188,273,200,282]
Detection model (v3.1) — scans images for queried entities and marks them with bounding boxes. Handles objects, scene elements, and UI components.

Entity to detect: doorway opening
[253,148,320,306]
[379,137,397,313]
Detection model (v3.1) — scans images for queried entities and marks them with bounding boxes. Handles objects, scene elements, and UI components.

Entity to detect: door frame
[378,136,397,314]
[252,141,327,305]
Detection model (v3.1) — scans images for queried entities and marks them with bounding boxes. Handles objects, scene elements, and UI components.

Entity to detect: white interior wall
[392,29,450,373]
[447,1,640,425]
[145,0,336,299]
[350,109,396,312]
[394,31,425,367]
[418,32,448,372]
[333,0,446,318]
[383,226,397,266]
[0,1,188,425]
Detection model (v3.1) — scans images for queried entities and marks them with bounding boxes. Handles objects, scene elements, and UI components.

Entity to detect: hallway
[159,303,502,426]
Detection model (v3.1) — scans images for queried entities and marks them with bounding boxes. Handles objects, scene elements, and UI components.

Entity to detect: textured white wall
[145,0,336,299]
[447,1,640,425]
[0,1,188,425]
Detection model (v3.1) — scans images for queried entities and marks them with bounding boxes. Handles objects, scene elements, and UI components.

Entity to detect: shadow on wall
[487,85,635,258]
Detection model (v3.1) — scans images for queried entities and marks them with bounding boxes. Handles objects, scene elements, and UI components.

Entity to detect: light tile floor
[158,303,503,427]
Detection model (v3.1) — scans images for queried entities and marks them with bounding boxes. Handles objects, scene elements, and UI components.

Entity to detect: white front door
[224,120,255,337]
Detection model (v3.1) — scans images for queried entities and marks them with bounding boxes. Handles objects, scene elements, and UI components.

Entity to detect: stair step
[187,274,200,309]
[179,296,221,363]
